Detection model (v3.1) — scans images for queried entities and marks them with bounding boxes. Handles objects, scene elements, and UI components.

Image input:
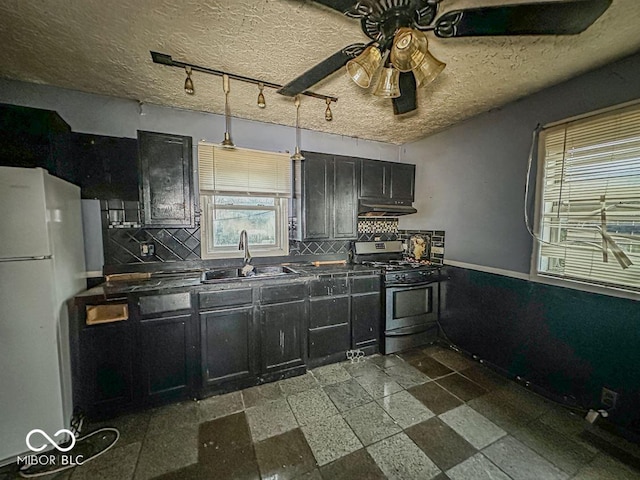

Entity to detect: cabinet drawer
[309,324,350,359]
[260,283,307,305]
[138,292,191,316]
[309,277,349,297]
[351,275,381,294]
[199,288,253,310]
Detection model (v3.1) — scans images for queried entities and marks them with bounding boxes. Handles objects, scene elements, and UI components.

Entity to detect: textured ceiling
[0,0,639,144]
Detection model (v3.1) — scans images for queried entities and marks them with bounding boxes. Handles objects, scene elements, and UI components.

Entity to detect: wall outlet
[601,387,619,408]
[140,242,155,257]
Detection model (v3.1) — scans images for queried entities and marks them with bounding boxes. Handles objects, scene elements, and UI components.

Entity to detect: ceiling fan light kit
[373,65,401,98]
[278,0,612,115]
[412,50,446,88]
[346,45,383,88]
[390,27,429,72]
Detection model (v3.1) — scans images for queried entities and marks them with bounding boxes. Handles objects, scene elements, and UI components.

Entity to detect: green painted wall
[442,267,640,432]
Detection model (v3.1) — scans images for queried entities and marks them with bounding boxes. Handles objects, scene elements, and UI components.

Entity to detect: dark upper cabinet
[360,159,415,203]
[71,133,138,200]
[0,103,74,183]
[360,160,389,199]
[138,131,194,227]
[302,154,331,239]
[333,156,359,239]
[390,163,416,203]
[293,152,358,241]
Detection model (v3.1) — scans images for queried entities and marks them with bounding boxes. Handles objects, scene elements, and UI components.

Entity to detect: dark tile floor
[2,345,639,480]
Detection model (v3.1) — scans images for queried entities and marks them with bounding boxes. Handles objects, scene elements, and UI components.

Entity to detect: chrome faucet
[239,230,252,265]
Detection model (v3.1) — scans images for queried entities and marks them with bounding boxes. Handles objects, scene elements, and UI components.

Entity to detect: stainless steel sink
[201,265,297,283]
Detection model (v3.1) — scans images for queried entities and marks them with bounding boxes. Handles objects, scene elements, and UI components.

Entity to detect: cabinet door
[138,313,194,403]
[73,133,138,200]
[351,293,381,350]
[79,323,134,413]
[303,154,331,239]
[309,296,350,359]
[360,159,389,199]
[333,156,358,239]
[260,300,305,373]
[390,163,415,202]
[200,306,255,387]
[138,131,194,227]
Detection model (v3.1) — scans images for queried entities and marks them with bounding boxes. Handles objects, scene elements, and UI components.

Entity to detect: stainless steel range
[354,241,440,354]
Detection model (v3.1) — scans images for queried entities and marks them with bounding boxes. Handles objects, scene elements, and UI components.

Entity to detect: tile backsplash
[100,200,444,266]
[358,218,398,234]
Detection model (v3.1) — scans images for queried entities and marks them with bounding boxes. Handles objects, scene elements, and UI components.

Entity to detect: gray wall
[400,52,640,274]
[0,78,399,161]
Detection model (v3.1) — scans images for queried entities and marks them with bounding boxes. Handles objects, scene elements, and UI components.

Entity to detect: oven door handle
[385,323,437,337]
[386,280,437,289]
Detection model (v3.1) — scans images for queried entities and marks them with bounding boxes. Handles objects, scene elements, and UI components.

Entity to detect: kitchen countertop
[75,263,383,302]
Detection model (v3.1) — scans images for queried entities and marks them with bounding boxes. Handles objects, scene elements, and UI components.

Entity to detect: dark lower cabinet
[78,323,134,414]
[308,296,350,360]
[200,306,255,387]
[260,300,306,374]
[351,275,382,351]
[138,314,194,404]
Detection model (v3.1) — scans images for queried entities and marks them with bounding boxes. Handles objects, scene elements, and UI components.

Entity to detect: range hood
[358,200,417,217]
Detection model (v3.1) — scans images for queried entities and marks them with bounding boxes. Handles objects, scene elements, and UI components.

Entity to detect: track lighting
[151,51,337,105]
[221,74,235,148]
[184,67,194,95]
[325,98,333,121]
[291,95,304,161]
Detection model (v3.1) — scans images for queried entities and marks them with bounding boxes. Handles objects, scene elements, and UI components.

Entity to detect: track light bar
[150,51,338,104]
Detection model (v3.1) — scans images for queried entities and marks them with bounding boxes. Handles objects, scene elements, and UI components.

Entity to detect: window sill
[444,260,639,302]
[201,247,289,260]
[529,272,640,302]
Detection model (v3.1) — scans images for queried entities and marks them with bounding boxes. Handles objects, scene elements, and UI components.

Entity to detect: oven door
[385,281,439,333]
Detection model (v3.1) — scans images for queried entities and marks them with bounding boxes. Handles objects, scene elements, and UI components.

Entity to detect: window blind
[198,142,292,197]
[538,103,640,291]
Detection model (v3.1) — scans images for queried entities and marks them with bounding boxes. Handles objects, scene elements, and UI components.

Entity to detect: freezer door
[0,258,64,462]
[0,167,51,259]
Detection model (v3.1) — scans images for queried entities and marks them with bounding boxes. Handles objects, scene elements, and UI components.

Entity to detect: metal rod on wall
[150,51,338,103]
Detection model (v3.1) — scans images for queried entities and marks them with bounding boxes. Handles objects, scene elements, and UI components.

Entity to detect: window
[534,102,640,293]
[198,143,291,259]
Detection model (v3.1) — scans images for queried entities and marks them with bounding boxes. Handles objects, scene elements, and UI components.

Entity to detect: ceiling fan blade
[392,72,417,115]
[277,44,367,97]
[434,0,612,38]
[308,0,360,15]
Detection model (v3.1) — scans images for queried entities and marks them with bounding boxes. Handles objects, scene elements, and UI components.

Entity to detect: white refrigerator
[0,167,86,464]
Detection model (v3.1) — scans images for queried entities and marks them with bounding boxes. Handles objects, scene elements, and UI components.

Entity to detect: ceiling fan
[277,0,612,114]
